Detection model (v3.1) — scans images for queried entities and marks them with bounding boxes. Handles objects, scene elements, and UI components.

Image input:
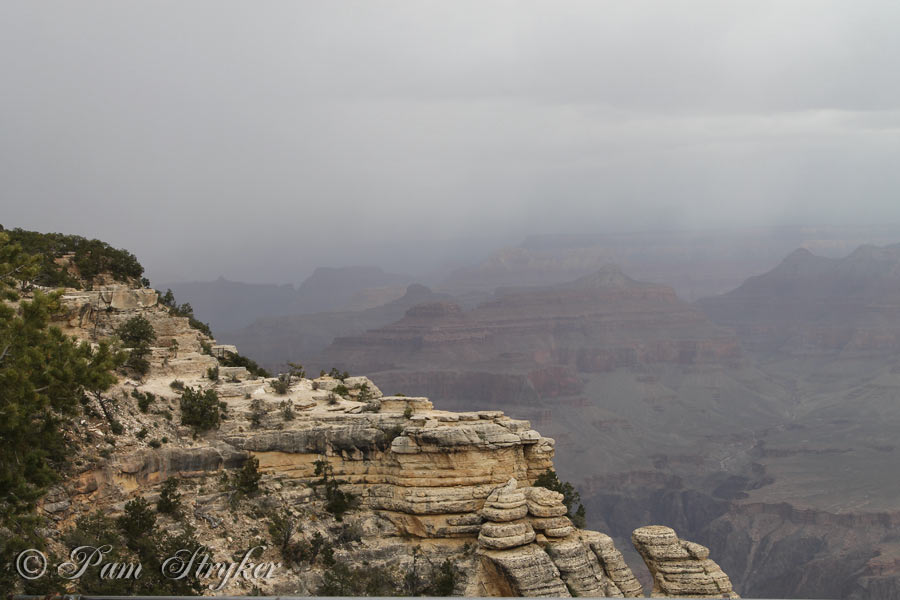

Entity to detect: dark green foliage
[3,226,143,287]
[148,439,161,448]
[317,560,396,596]
[267,509,298,562]
[169,379,185,390]
[404,404,414,419]
[206,365,219,381]
[157,477,182,516]
[534,469,586,527]
[131,389,155,412]
[219,351,271,378]
[313,459,358,521]
[179,387,223,432]
[279,399,295,420]
[333,383,349,397]
[271,374,290,395]
[356,383,372,402]
[109,419,124,435]
[115,315,156,347]
[116,315,155,377]
[235,456,262,495]
[328,367,349,381]
[136,427,148,439]
[62,507,204,594]
[157,288,213,337]
[327,392,339,405]
[0,232,126,591]
[428,559,458,596]
[117,497,156,547]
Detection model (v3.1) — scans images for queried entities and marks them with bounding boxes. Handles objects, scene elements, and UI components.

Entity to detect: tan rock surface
[632,525,739,598]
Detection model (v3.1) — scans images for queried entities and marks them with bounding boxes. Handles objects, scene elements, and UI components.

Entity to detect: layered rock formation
[31,281,741,596]
[632,526,738,598]
[318,266,740,405]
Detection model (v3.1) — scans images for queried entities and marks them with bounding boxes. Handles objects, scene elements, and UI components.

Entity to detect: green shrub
[169,379,185,390]
[313,459,357,521]
[206,366,219,381]
[250,398,267,428]
[328,367,349,381]
[403,404,413,419]
[232,456,262,497]
[158,289,212,337]
[116,315,156,347]
[534,469,586,527]
[218,351,271,378]
[116,315,156,376]
[179,387,223,432]
[109,420,124,435]
[333,384,349,397]
[4,227,143,287]
[157,477,182,516]
[131,389,155,412]
[148,439,161,448]
[271,374,290,395]
[280,399,295,420]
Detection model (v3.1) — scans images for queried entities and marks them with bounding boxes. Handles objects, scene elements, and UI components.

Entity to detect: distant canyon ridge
[166,225,900,598]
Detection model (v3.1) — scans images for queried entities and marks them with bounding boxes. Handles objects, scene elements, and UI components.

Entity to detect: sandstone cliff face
[34,283,738,597]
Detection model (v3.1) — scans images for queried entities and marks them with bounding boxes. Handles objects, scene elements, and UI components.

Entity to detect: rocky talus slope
[34,282,736,596]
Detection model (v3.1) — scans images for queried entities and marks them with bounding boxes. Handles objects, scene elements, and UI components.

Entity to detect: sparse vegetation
[179,387,225,432]
[158,288,213,337]
[271,373,291,395]
[404,404,414,419]
[328,367,349,381]
[313,459,358,521]
[534,468,586,528]
[229,456,262,499]
[206,365,219,381]
[156,477,182,517]
[131,389,156,413]
[169,379,185,390]
[219,350,270,378]
[116,315,156,376]
[250,398,267,427]
[280,399,295,420]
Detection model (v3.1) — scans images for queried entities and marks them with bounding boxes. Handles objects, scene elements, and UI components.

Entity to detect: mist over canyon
[154,225,900,598]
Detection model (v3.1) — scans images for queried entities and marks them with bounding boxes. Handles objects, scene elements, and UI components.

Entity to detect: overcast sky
[3,1,900,283]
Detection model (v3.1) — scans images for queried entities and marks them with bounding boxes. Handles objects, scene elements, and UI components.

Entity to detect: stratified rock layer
[632,525,739,598]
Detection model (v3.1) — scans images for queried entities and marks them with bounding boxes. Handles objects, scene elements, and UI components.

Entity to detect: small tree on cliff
[534,469,587,528]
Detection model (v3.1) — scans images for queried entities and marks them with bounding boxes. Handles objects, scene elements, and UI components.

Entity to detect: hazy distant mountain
[439,227,900,302]
[159,266,410,333]
[320,265,740,402]
[218,283,449,370]
[697,243,900,355]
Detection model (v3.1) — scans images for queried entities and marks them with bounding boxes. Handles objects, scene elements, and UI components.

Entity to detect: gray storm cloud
[2,1,900,283]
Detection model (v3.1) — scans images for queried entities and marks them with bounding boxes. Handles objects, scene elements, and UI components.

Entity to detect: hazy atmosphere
[4,1,900,283]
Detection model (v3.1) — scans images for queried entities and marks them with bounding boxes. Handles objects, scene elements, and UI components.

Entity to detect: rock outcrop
[632,525,738,598]
[29,278,737,597]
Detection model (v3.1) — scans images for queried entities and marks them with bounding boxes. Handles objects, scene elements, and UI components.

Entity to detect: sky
[3,1,900,284]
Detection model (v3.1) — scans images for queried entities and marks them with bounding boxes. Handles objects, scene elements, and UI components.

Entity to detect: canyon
[23,268,737,597]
